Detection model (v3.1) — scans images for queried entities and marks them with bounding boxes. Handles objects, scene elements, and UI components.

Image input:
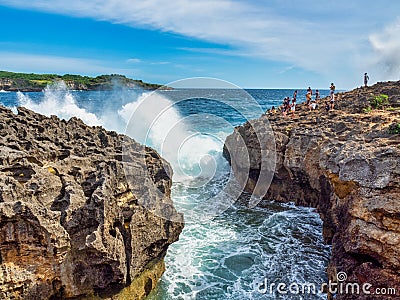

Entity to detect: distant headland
[0,71,172,92]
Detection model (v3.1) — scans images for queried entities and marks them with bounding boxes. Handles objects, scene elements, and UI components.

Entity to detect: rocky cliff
[0,106,184,299]
[224,81,400,299]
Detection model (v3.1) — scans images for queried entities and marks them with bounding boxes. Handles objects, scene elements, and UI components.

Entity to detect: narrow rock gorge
[224,81,400,299]
[0,106,184,299]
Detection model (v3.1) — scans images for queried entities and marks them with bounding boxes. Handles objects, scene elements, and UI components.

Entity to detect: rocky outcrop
[224,81,400,299]
[0,106,183,299]
[0,79,14,91]
[64,80,89,91]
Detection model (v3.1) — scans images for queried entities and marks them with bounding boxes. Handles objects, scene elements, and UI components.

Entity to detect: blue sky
[0,1,399,89]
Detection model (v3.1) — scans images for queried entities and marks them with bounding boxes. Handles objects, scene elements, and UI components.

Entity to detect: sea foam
[118,91,223,182]
[17,81,102,126]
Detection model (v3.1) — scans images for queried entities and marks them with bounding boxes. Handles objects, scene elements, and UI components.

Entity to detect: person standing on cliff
[315,89,320,105]
[330,83,336,110]
[281,97,290,117]
[330,83,335,94]
[290,98,296,118]
[306,87,312,106]
[364,73,369,87]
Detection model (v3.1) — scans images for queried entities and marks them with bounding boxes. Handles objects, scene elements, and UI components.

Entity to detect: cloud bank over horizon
[0,0,399,88]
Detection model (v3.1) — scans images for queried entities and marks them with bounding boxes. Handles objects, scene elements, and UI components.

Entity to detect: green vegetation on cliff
[0,71,169,91]
[369,94,389,109]
[389,122,400,134]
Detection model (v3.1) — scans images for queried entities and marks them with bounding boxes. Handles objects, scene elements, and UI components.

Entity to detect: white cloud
[127,58,171,65]
[150,61,170,65]
[126,58,141,63]
[0,0,399,87]
[0,0,346,69]
[279,65,296,75]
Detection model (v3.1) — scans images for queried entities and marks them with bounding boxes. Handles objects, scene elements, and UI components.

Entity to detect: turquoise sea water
[1,85,331,299]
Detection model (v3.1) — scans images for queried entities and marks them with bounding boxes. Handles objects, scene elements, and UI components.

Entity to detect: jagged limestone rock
[0,106,183,299]
[224,81,400,299]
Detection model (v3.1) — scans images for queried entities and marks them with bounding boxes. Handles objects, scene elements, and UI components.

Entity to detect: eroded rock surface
[224,81,400,299]
[0,106,183,299]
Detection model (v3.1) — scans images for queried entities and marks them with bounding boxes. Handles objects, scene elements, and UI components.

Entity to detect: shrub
[362,106,372,113]
[369,94,389,109]
[389,123,400,134]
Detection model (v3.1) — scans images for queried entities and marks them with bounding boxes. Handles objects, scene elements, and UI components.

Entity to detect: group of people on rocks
[268,73,370,118]
[268,83,337,118]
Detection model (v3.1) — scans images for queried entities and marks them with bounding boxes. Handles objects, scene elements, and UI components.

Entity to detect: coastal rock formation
[64,80,90,91]
[0,106,184,299]
[0,78,13,90]
[224,81,400,299]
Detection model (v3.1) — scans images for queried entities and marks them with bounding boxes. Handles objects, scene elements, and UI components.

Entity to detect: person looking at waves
[330,83,336,109]
[330,92,335,109]
[330,83,335,94]
[306,89,312,106]
[364,73,369,87]
[282,97,290,117]
[290,98,296,118]
[315,89,320,104]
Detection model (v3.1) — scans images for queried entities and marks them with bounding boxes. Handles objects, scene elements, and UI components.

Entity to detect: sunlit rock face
[224,81,400,299]
[0,106,183,299]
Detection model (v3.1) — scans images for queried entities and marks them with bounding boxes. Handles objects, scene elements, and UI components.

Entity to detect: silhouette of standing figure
[364,73,369,87]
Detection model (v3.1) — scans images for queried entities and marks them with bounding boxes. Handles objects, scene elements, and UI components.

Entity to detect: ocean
[0,82,332,299]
